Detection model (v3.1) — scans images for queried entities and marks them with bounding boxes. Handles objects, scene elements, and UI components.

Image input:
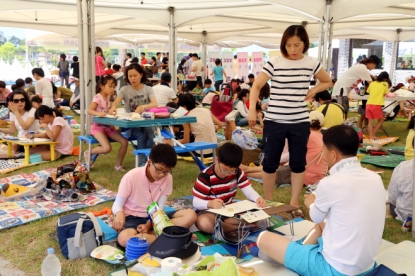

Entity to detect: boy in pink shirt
[112,144,197,246]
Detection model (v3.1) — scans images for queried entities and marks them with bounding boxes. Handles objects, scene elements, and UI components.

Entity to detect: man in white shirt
[184,53,194,76]
[125,53,132,67]
[152,72,177,107]
[192,54,204,81]
[388,159,413,222]
[257,125,385,276]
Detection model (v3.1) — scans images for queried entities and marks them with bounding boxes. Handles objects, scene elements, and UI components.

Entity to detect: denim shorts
[262,121,310,174]
[124,211,176,229]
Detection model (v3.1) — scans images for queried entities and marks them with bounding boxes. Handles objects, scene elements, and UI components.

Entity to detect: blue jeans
[236,118,249,127]
[214,80,223,91]
[127,127,155,165]
[60,74,70,88]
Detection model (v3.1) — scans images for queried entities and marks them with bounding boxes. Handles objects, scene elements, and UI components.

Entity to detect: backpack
[56,212,103,259]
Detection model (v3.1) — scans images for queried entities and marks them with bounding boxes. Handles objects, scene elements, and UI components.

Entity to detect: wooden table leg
[7,142,12,158]
[24,145,30,165]
[50,144,56,161]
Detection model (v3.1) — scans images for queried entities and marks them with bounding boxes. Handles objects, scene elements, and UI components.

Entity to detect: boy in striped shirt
[192,142,267,234]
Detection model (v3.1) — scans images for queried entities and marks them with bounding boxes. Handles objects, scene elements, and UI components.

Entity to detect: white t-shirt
[9,108,39,138]
[152,83,177,107]
[186,107,217,154]
[310,157,385,275]
[35,78,54,108]
[125,58,132,67]
[192,60,203,76]
[262,55,321,124]
[184,58,194,75]
[332,64,372,96]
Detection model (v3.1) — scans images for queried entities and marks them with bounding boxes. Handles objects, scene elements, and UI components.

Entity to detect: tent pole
[78,0,86,136]
[86,0,95,134]
[202,31,207,81]
[326,22,334,74]
[168,7,177,92]
[25,41,30,77]
[390,29,401,84]
[82,0,90,134]
[318,21,323,62]
[322,0,332,70]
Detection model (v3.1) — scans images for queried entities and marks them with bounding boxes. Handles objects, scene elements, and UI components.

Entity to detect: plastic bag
[0,176,47,201]
[231,127,258,150]
[186,254,239,276]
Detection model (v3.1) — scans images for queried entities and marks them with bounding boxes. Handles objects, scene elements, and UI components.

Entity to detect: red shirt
[141,58,149,65]
[192,164,251,205]
[104,68,114,75]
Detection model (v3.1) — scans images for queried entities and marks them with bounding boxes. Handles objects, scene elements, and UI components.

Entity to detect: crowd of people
[3,23,415,276]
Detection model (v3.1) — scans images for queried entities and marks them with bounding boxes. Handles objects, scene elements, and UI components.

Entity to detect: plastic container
[125,237,149,261]
[41,248,61,276]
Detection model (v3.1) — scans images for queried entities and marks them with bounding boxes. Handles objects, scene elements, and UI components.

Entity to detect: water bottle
[41,248,61,276]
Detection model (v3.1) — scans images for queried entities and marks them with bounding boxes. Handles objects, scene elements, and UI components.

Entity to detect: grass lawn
[0,112,414,275]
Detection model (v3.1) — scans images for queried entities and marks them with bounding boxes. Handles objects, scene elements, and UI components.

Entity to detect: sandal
[291,209,305,219]
[114,166,126,172]
[84,150,94,168]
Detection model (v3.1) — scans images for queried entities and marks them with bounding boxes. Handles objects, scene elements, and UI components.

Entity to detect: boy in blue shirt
[203,79,216,94]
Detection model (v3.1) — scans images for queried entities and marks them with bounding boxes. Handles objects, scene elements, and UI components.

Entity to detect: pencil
[210,189,226,208]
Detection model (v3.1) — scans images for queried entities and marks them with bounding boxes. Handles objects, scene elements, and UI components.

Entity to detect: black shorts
[124,211,177,229]
[262,121,310,174]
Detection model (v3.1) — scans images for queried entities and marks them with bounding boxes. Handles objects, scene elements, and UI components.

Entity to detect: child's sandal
[114,166,125,172]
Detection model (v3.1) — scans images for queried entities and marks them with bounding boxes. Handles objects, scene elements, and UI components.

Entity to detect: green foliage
[0,42,17,60]
[310,42,318,48]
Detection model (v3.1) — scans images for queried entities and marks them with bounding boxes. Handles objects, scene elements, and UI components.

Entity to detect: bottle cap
[47,248,55,254]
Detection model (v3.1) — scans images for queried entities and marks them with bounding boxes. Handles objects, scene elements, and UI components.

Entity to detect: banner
[237,52,249,82]
[207,52,222,82]
[222,52,234,83]
[252,52,264,78]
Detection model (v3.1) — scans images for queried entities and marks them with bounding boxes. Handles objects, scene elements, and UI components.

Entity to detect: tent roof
[2,0,415,47]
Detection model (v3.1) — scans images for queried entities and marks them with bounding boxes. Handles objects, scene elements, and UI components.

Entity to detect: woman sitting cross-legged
[0,90,39,154]
[28,105,74,160]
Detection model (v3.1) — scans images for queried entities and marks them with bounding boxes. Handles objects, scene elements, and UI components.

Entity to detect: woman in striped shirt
[248,25,331,217]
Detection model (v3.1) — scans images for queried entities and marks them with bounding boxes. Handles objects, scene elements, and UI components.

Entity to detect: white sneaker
[225,110,239,122]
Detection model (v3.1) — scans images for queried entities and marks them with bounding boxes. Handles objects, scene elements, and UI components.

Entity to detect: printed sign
[207,52,221,82]
[252,52,264,77]
[237,52,249,82]
[222,52,234,82]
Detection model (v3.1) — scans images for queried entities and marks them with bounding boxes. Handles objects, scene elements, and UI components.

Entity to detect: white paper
[274,220,316,238]
[240,210,270,223]
[207,200,270,217]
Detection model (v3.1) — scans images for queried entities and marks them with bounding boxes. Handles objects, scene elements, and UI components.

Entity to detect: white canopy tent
[3,0,415,236]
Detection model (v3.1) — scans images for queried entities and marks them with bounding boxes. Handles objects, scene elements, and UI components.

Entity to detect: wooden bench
[133,141,218,167]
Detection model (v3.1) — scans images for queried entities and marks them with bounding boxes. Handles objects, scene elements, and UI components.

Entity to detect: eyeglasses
[12,98,25,103]
[152,162,172,176]
[218,163,237,175]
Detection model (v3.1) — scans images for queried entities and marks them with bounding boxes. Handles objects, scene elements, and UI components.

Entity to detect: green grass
[0,112,414,275]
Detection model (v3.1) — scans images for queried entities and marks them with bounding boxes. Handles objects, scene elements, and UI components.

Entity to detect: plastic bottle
[41,248,61,276]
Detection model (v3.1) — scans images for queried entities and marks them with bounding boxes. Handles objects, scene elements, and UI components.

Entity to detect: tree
[310,42,318,48]
[8,36,21,47]
[0,42,16,60]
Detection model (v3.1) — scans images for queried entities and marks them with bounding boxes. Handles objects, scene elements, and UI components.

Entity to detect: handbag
[210,95,233,122]
[56,212,103,259]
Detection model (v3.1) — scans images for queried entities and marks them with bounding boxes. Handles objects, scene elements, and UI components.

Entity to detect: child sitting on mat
[405,116,414,160]
[192,142,267,234]
[29,105,74,160]
[85,75,128,171]
[112,144,197,246]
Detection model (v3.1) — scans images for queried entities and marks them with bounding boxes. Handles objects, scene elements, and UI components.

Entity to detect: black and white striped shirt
[262,55,321,124]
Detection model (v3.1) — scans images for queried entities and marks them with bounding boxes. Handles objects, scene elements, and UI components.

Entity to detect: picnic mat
[0,154,43,175]
[360,154,405,168]
[0,168,116,230]
[363,136,399,146]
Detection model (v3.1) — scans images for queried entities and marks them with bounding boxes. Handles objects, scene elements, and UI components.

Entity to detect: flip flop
[291,209,305,219]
